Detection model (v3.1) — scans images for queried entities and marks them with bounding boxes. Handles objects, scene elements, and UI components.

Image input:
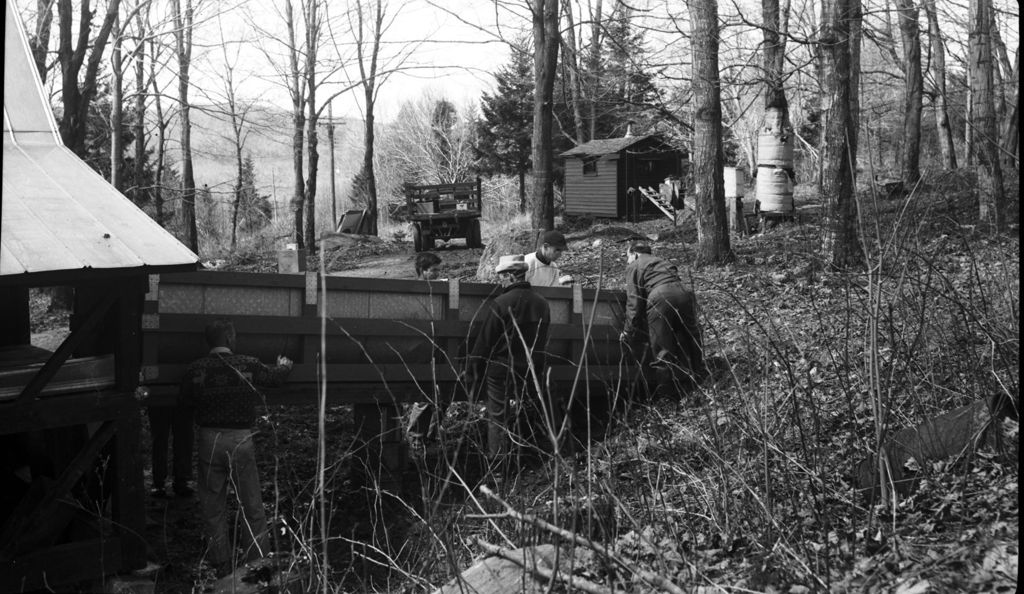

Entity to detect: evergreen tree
[475,47,534,209]
[239,155,272,231]
[596,7,662,137]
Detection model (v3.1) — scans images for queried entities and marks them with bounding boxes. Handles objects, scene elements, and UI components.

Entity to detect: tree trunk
[354,0,383,237]
[171,0,198,253]
[518,169,527,213]
[29,0,53,81]
[965,67,974,166]
[968,0,1005,233]
[586,0,603,142]
[285,0,306,248]
[997,45,1019,170]
[150,38,167,226]
[848,0,862,158]
[56,0,122,157]
[819,0,862,270]
[328,102,337,228]
[689,0,732,266]
[530,0,559,231]
[923,0,957,169]
[362,91,379,236]
[303,1,321,252]
[896,0,922,187]
[762,0,789,111]
[110,14,123,192]
[133,3,148,207]
[560,2,586,145]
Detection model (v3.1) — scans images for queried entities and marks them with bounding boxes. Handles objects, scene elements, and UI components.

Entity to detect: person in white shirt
[525,230,572,287]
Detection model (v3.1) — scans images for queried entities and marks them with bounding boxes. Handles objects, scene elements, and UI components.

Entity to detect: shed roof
[2,0,198,283]
[560,135,655,158]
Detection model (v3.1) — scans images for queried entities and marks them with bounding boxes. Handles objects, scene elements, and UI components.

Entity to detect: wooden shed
[560,134,686,219]
[0,2,199,590]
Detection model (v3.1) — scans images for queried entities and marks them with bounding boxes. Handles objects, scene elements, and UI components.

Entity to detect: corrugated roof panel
[1,0,198,279]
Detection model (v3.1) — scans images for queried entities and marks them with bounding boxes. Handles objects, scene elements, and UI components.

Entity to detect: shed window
[583,157,599,176]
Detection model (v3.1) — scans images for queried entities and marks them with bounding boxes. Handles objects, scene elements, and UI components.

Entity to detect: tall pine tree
[475,47,534,211]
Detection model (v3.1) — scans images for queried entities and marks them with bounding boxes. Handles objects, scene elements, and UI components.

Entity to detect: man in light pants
[180,318,292,578]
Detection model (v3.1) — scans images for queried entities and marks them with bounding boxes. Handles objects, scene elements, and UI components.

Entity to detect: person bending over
[620,240,704,401]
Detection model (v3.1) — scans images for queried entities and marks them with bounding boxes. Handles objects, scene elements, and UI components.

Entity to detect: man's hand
[277,355,293,367]
[558,275,573,285]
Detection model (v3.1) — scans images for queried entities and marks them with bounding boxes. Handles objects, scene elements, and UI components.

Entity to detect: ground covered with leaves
[133,172,1017,593]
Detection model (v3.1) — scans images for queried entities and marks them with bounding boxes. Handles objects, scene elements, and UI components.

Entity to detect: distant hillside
[165,103,365,220]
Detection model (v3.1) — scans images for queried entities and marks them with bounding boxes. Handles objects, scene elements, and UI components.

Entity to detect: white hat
[495,254,528,273]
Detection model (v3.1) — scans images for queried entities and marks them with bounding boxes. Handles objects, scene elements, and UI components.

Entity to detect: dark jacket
[469,281,551,378]
[623,253,684,340]
[180,349,291,429]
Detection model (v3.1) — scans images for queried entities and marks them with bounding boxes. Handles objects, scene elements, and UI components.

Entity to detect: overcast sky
[187,0,515,122]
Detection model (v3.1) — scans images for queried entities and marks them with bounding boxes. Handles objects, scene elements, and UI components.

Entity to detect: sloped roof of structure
[559,134,655,158]
[2,0,198,283]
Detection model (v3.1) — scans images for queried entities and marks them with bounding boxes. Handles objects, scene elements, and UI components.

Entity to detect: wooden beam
[0,392,136,435]
[0,421,117,555]
[16,290,117,403]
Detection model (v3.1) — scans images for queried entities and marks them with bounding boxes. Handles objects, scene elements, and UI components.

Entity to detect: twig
[474,539,618,594]
[478,485,685,594]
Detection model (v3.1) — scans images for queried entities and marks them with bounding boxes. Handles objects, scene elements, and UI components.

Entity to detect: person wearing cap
[525,230,573,287]
[468,254,553,475]
[620,240,704,400]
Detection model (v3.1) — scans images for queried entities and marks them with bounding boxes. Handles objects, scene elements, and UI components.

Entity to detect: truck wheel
[468,220,482,248]
[413,224,424,252]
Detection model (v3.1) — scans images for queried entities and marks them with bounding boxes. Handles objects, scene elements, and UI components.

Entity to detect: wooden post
[113,278,147,570]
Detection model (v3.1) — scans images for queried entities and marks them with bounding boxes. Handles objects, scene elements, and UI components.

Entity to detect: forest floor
[41,173,1018,594]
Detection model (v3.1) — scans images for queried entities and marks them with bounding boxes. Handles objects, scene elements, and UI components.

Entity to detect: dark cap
[541,230,568,249]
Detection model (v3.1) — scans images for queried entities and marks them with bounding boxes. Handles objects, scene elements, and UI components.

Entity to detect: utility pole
[327,102,339,229]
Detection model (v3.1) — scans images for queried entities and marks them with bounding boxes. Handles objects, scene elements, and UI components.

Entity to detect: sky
[189,0,516,122]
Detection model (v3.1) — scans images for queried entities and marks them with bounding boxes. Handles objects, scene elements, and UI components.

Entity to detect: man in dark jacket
[469,254,553,474]
[620,240,704,400]
[180,318,293,577]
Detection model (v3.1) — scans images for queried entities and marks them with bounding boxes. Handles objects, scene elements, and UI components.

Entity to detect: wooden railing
[142,271,632,407]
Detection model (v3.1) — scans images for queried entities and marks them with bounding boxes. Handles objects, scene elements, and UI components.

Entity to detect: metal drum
[756,166,794,213]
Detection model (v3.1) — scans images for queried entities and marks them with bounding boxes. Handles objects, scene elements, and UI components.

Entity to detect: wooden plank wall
[143,271,629,407]
[563,157,620,218]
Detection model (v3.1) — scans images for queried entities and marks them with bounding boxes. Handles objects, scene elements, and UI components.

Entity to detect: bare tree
[303,0,323,251]
[55,0,122,156]
[968,0,1005,232]
[990,15,1018,169]
[530,0,560,231]
[203,12,255,252]
[28,0,53,80]
[133,0,151,206]
[349,0,386,236]
[150,36,173,226]
[895,0,923,186]
[560,0,587,145]
[762,0,790,112]
[819,0,862,270]
[110,13,125,191]
[170,0,199,252]
[689,0,732,266]
[922,0,957,169]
